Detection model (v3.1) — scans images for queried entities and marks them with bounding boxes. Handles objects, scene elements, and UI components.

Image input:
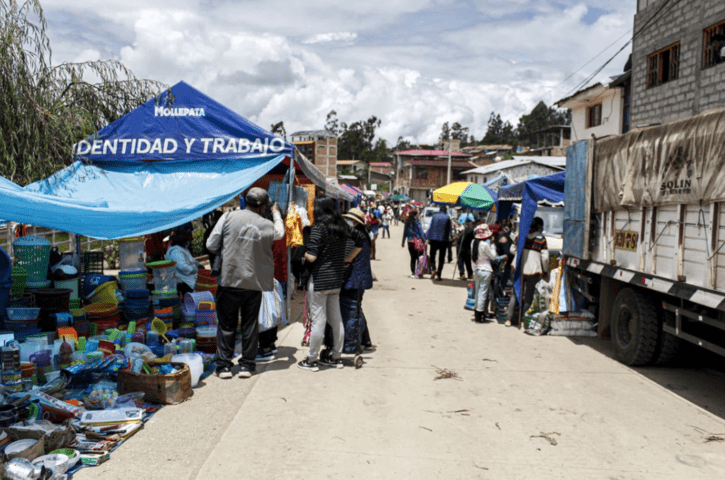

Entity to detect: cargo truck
[563,108,725,366]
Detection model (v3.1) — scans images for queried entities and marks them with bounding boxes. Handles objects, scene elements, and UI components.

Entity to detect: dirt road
[77,223,725,479]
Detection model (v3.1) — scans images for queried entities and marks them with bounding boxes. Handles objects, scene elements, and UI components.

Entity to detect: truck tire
[653,311,682,365]
[610,288,659,366]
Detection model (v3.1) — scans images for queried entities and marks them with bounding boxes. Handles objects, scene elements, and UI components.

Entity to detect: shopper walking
[426,205,452,281]
[471,224,502,323]
[401,210,426,278]
[505,217,550,327]
[299,197,366,372]
[381,209,392,239]
[206,188,284,379]
[457,216,475,280]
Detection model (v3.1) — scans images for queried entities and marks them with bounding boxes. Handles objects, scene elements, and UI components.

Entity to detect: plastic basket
[32,288,72,313]
[6,307,41,321]
[194,282,217,297]
[80,251,104,276]
[82,302,118,318]
[10,267,28,298]
[12,236,51,283]
[88,281,120,304]
[184,291,214,313]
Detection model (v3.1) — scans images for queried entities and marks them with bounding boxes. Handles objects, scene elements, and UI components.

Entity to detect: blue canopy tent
[496,172,566,305]
[0,81,350,239]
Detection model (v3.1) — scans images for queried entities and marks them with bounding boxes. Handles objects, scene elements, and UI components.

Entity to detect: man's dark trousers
[429,240,448,278]
[216,287,262,371]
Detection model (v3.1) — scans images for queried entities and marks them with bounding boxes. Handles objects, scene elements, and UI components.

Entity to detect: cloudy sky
[43,0,635,145]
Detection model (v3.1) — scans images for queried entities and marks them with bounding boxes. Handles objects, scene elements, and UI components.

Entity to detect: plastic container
[118,238,146,270]
[10,266,27,298]
[6,307,41,321]
[32,288,72,313]
[53,277,80,300]
[118,269,147,291]
[171,353,203,388]
[89,314,120,331]
[82,302,118,318]
[184,291,214,313]
[196,326,217,338]
[12,236,51,283]
[148,261,177,292]
[88,281,121,304]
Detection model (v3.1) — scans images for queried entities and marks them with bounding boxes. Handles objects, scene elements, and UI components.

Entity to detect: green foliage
[270,121,286,139]
[103,240,119,269]
[516,101,571,145]
[327,110,389,164]
[0,0,166,186]
[191,227,206,257]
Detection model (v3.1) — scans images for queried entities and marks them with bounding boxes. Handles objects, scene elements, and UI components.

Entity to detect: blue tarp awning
[0,81,350,239]
[497,172,566,301]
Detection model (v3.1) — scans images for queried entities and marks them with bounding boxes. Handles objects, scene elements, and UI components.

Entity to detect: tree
[0,0,166,186]
[270,121,286,139]
[438,121,450,143]
[450,122,469,141]
[516,101,570,145]
[395,136,412,152]
[338,115,382,163]
[482,112,504,144]
[324,110,340,136]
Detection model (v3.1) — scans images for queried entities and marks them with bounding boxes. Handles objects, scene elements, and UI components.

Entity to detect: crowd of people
[164,186,550,379]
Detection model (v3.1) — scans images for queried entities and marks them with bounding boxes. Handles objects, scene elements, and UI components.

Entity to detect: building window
[622,78,631,134]
[415,167,428,180]
[703,20,725,69]
[647,42,680,88]
[587,103,602,128]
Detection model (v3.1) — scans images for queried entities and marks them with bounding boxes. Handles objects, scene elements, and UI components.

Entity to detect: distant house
[290,130,337,179]
[527,126,571,157]
[462,144,514,164]
[336,159,366,174]
[393,149,476,203]
[555,79,630,141]
[463,156,566,189]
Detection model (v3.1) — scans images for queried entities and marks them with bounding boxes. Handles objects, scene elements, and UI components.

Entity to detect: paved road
[78,223,725,479]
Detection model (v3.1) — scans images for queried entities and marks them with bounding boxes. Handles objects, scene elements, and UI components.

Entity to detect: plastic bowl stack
[124,289,150,322]
[82,302,120,332]
[4,307,41,341]
[118,269,147,292]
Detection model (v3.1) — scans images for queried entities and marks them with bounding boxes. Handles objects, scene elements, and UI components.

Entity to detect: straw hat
[343,208,366,225]
[474,224,494,240]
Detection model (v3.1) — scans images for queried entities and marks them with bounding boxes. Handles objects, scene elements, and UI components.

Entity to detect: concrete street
[77,223,725,479]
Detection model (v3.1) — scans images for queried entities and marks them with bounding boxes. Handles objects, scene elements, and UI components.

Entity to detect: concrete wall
[631,0,725,126]
[570,89,624,141]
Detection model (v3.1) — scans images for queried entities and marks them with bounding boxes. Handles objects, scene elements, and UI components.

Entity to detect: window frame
[646,42,680,88]
[703,20,725,70]
[586,103,603,128]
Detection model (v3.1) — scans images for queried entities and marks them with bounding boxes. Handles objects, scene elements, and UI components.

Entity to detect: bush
[192,227,206,257]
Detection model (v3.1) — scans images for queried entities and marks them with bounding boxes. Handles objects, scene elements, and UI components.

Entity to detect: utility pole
[447,141,452,185]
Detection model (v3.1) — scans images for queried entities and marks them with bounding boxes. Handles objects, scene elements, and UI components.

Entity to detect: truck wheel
[653,311,682,365]
[610,288,659,365]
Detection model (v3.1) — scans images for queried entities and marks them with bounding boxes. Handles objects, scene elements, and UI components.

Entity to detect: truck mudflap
[566,257,725,313]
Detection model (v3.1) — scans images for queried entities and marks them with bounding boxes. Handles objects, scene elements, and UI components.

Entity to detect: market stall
[0,81,325,477]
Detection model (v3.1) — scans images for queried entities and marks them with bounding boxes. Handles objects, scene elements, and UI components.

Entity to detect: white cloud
[303,32,358,44]
[42,1,637,145]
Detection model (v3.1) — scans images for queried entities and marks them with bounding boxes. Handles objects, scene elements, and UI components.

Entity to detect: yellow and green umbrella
[432,182,496,211]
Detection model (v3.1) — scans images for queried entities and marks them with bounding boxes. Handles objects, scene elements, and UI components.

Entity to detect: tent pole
[286,155,295,324]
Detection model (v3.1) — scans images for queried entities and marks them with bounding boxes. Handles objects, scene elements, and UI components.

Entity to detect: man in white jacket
[505,217,550,327]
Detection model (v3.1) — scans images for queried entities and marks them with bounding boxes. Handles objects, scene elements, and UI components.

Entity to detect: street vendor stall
[0,81,344,477]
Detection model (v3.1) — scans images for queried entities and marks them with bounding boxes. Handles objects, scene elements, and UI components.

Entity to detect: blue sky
[43,0,636,144]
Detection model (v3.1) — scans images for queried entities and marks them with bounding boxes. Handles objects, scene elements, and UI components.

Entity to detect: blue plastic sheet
[0,81,295,239]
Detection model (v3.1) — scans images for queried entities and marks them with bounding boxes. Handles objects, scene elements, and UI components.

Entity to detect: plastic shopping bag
[415,253,430,277]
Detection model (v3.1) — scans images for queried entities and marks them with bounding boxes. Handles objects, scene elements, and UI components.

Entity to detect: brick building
[290,130,338,179]
[631,0,725,126]
[393,149,476,203]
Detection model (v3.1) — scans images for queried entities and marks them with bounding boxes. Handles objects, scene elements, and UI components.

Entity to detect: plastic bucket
[184,291,214,313]
[148,261,177,292]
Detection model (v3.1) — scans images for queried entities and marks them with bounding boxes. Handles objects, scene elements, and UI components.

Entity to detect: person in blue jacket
[401,209,426,278]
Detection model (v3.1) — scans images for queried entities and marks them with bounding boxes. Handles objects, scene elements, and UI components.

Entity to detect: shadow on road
[568,336,725,423]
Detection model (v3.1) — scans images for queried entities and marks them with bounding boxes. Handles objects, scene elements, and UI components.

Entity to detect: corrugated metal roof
[369,162,392,166]
[395,149,470,157]
[462,156,566,175]
[408,159,477,167]
[290,129,337,138]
